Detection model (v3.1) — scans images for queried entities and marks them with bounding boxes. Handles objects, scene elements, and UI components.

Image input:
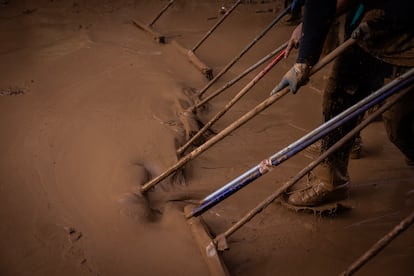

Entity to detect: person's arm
[274,0,361,95]
[284,0,358,58]
[297,0,337,66]
[272,0,337,95]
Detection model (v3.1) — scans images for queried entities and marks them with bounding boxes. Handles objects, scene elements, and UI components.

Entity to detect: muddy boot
[287,164,350,207]
[304,136,362,160]
[303,140,322,159]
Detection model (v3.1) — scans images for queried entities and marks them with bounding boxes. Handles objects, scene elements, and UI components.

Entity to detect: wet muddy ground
[0,1,413,275]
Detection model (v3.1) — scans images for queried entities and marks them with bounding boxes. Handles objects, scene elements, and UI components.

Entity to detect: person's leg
[287,45,387,206]
[382,68,414,166]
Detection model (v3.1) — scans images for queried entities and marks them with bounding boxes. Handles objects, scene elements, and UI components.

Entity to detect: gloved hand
[351,22,371,41]
[271,63,310,95]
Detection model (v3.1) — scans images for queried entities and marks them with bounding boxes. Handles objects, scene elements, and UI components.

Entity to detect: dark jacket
[297,0,414,67]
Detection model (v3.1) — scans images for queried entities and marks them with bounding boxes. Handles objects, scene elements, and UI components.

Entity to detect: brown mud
[0,1,413,275]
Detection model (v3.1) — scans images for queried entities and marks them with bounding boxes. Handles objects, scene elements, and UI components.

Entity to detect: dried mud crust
[0,86,26,96]
[278,193,353,216]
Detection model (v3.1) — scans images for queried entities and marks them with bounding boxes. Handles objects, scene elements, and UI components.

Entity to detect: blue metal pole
[187,68,414,218]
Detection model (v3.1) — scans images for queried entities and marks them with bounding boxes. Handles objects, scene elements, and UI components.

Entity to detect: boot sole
[286,182,350,207]
[279,194,352,216]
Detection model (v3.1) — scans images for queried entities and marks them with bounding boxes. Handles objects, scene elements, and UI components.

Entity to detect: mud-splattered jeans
[320,44,414,176]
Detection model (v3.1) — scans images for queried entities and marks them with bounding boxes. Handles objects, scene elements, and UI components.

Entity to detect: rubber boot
[287,163,350,207]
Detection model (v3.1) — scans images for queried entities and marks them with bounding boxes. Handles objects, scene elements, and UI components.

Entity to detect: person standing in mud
[273,0,414,208]
[302,4,367,160]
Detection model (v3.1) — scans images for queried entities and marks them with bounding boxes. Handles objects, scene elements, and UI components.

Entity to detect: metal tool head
[214,233,229,251]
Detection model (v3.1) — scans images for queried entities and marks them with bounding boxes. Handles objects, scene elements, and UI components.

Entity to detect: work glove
[271,63,310,95]
[351,22,371,41]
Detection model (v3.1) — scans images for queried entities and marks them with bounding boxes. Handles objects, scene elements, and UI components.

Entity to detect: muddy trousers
[320,44,414,179]
[382,90,414,162]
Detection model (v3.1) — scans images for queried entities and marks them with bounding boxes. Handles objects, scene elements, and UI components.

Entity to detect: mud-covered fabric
[382,79,414,161]
[357,9,414,66]
[298,0,414,67]
[297,0,336,66]
[320,44,388,175]
[321,45,414,175]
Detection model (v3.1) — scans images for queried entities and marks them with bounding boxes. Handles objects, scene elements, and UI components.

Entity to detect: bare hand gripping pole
[139,38,357,194]
[186,67,414,219]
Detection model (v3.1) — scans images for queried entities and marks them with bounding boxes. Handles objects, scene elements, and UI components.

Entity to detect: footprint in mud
[62,226,98,274]
[33,220,97,273]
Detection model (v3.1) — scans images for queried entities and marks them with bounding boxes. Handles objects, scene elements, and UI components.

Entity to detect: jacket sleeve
[297,0,337,66]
